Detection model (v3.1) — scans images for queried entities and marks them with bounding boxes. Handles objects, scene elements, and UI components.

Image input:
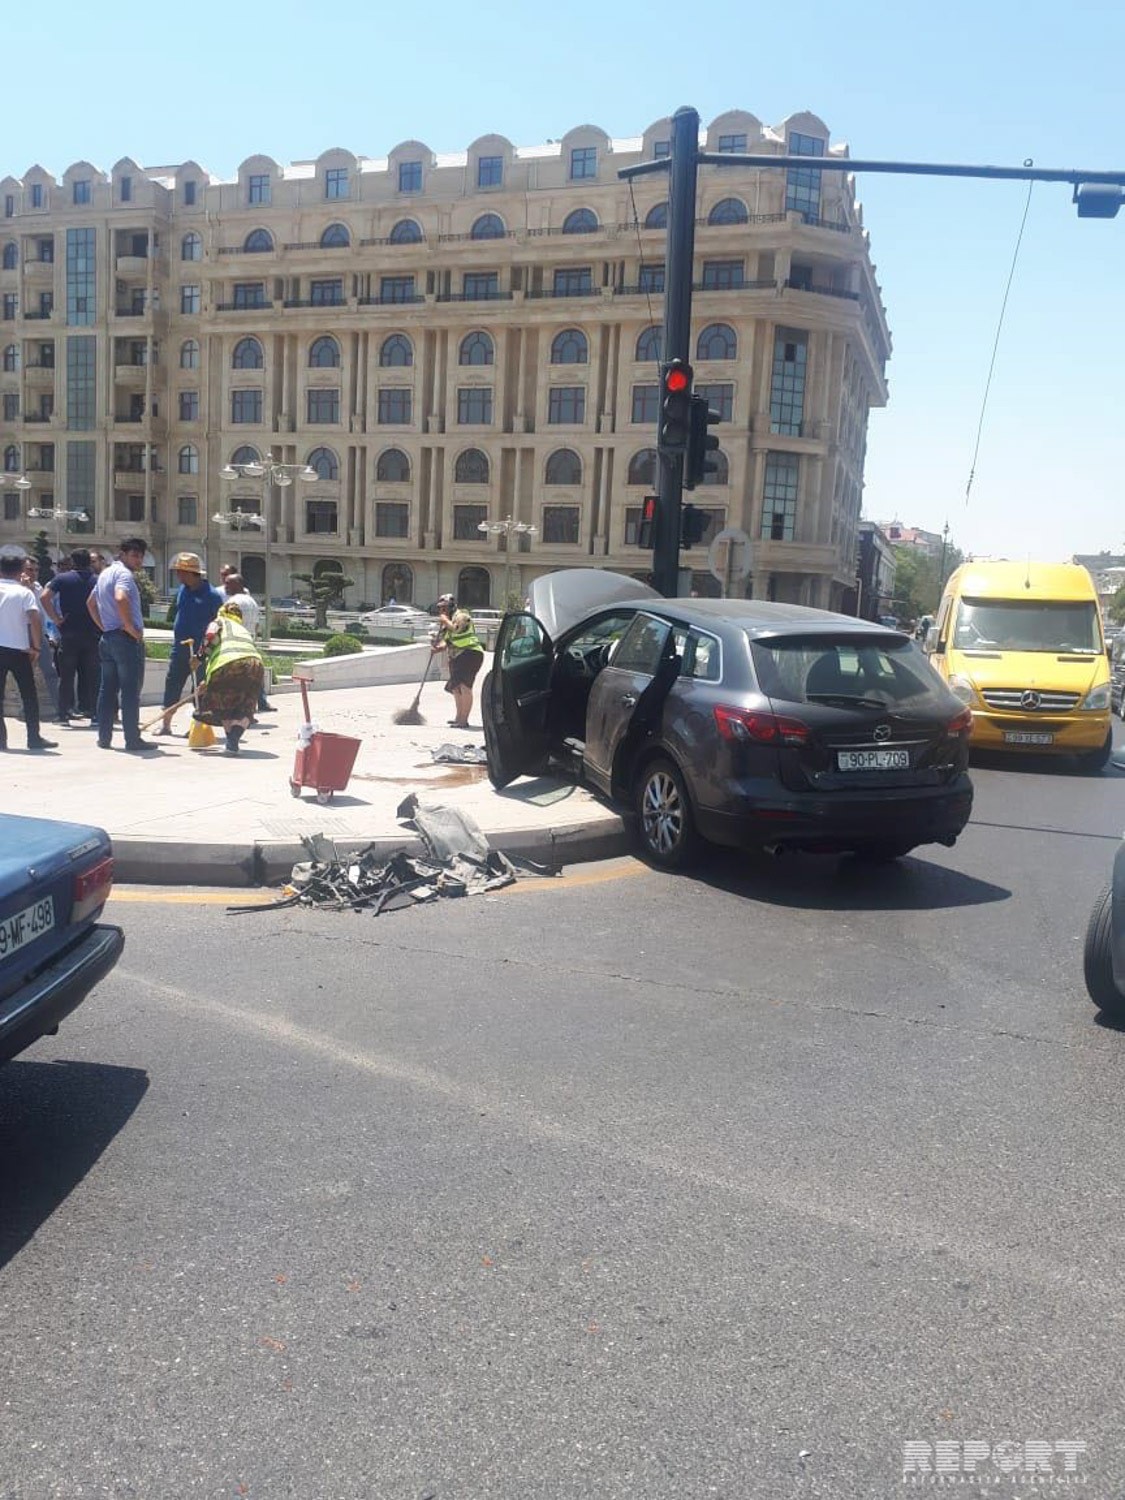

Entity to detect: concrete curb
[112,814,632,887]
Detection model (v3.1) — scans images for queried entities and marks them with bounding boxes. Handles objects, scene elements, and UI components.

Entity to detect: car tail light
[713,705,810,746]
[72,856,114,922]
[947,707,973,735]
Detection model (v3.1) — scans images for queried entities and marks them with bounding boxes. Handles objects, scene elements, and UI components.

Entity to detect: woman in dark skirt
[431,596,484,728]
[195,603,265,753]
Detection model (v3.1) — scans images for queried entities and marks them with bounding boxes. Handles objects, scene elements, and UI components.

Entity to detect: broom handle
[138,637,201,732]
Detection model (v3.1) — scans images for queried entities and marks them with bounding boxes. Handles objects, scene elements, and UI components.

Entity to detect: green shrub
[321,633,365,658]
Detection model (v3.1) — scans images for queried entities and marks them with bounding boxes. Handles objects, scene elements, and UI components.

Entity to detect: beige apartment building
[0,109,890,610]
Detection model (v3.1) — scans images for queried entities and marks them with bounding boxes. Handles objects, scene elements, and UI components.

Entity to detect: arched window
[696,322,737,360]
[644,202,668,229]
[627,448,657,486]
[454,448,489,484]
[635,325,662,362]
[178,444,199,475]
[379,333,413,367]
[708,196,749,226]
[376,448,410,483]
[388,219,422,244]
[545,449,582,486]
[470,213,505,241]
[308,335,340,368]
[550,328,587,365]
[459,331,493,367]
[231,445,261,466]
[2,243,17,270]
[382,563,413,604]
[232,337,263,369]
[702,449,730,486]
[306,446,339,481]
[181,231,202,261]
[3,444,19,472]
[320,222,350,248]
[2,344,18,372]
[243,228,273,253]
[562,208,598,235]
[180,339,200,370]
[457,566,491,610]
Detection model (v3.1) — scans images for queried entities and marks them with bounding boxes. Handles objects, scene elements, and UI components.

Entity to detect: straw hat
[171,551,204,574]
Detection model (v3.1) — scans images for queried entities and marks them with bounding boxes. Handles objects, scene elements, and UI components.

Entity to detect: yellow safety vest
[205,615,261,682]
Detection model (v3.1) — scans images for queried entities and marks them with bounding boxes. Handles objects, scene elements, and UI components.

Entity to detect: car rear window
[750,634,943,707]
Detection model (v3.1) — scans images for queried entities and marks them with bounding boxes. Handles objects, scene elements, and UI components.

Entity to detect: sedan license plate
[837,748,910,772]
[1003,731,1054,745]
[0,896,55,959]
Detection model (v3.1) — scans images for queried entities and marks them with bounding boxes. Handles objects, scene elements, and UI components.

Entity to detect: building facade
[854,520,897,620]
[0,110,890,609]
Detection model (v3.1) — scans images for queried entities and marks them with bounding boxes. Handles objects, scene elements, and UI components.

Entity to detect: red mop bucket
[289,677,361,805]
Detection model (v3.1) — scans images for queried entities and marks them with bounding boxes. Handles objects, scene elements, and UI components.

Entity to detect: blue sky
[5,0,1122,561]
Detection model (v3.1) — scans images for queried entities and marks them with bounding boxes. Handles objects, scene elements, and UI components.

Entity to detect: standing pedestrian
[19,556,62,721]
[159,552,222,736]
[42,547,101,724]
[0,551,56,751]
[430,593,484,729]
[87,536,156,753]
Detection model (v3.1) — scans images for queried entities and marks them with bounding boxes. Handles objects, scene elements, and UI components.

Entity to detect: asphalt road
[3,740,1125,1500]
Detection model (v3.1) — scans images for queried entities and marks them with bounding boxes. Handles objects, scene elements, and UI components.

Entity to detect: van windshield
[953,599,1101,654]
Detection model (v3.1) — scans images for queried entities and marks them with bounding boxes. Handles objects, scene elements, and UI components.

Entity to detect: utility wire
[963,166,1036,508]
[628,176,663,377]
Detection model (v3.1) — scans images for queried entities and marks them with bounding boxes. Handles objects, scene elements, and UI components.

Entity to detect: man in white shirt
[222,572,274,713]
[0,551,57,751]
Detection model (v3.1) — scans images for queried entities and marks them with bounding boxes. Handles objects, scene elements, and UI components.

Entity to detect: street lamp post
[26,495,89,570]
[217,456,316,647]
[476,515,537,610]
[210,506,264,586]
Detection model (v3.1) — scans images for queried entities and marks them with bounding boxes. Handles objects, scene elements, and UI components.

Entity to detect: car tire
[850,841,915,864]
[1078,732,1113,774]
[1084,884,1125,1017]
[635,756,700,870]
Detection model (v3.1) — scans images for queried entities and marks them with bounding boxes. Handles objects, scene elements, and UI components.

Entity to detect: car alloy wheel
[636,757,699,870]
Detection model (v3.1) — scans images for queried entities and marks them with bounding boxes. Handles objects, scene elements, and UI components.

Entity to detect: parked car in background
[269,596,316,622]
[1084,841,1125,1020]
[482,570,974,869]
[361,603,433,636]
[1110,634,1125,718]
[0,814,123,1064]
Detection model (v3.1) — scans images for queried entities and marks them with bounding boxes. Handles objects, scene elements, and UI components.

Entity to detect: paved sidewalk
[0,672,627,885]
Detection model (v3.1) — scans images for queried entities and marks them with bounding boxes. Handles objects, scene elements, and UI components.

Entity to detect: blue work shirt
[172,577,223,652]
[93,561,144,635]
[46,567,98,638]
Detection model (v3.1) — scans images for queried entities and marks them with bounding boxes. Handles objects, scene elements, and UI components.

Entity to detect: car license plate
[0,896,55,958]
[1003,731,1054,745]
[837,748,910,771]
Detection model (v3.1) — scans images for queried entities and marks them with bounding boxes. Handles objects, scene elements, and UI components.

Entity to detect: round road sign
[707,527,752,588]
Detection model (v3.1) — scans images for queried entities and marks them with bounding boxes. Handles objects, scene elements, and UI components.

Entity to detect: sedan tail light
[72,856,114,922]
[713,705,810,746]
[947,707,973,735]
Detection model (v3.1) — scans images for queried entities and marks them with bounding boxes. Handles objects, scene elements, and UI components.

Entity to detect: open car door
[481,613,556,788]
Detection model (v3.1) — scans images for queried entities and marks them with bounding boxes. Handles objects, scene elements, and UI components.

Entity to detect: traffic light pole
[651,106,700,597]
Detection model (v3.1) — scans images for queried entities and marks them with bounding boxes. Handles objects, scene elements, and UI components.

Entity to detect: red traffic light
[664,366,690,393]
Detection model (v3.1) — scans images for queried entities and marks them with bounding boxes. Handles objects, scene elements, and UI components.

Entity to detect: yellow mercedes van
[925,561,1113,769]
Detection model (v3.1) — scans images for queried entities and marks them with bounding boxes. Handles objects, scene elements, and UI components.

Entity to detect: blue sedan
[0,815,124,1064]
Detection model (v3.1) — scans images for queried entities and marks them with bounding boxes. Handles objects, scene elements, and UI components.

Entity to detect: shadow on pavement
[495,777,579,806]
[685,845,1011,913]
[0,1058,149,1270]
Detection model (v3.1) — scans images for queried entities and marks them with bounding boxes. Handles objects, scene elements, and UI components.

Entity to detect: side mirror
[925,627,943,655]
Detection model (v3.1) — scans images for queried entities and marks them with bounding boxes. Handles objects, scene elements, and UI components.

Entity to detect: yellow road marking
[110,858,647,905]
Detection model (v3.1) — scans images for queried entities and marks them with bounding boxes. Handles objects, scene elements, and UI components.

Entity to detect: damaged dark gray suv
[482,571,974,869]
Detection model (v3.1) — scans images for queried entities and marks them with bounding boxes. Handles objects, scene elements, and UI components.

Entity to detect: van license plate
[0,896,55,958]
[1003,731,1054,745]
[837,749,910,771]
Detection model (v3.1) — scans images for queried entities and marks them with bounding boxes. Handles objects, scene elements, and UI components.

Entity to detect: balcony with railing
[215,300,274,312]
[435,290,514,303]
[114,363,149,384]
[356,293,425,306]
[783,279,860,301]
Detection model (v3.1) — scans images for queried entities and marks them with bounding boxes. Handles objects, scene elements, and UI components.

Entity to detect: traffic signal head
[684,394,721,490]
[659,359,693,452]
[637,494,658,549]
[680,503,709,549]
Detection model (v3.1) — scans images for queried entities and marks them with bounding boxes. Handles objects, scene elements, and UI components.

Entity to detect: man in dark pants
[43,547,101,723]
[0,551,57,752]
[87,536,155,753]
[159,552,222,735]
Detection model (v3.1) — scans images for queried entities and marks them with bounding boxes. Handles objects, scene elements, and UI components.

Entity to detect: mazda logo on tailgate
[1021,690,1042,710]
[873,724,892,742]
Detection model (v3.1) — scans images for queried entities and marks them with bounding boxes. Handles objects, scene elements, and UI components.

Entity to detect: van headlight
[948,674,976,705]
[1081,684,1111,711]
